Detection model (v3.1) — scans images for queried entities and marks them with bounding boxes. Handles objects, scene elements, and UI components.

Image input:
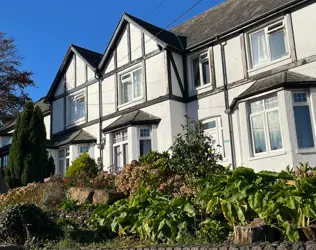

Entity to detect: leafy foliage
[169,116,224,178]
[0,32,34,124]
[66,152,98,183]
[5,101,47,188]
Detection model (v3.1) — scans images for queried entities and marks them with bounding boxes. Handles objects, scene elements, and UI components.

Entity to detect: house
[1,0,316,175]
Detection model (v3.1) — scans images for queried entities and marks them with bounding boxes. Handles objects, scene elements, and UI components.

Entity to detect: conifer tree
[5,101,48,188]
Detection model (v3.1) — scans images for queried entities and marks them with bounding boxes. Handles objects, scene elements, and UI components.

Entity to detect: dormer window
[248,20,289,68]
[68,92,86,124]
[191,52,210,88]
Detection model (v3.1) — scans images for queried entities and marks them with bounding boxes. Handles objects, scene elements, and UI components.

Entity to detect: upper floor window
[293,92,315,148]
[249,95,283,155]
[120,68,142,105]
[248,20,289,69]
[68,92,86,124]
[191,52,210,88]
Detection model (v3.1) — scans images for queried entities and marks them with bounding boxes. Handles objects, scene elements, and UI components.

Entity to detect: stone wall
[102,242,316,250]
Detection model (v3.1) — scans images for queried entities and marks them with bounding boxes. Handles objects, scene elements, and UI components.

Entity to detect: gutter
[95,69,104,168]
[188,0,310,52]
[221,42,236,170]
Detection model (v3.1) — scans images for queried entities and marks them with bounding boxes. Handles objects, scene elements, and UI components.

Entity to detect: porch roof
[103,110,161,133]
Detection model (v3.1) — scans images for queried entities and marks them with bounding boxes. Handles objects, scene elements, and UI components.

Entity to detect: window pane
[59,159,65,176]
[251,115,267,153]
[114,146,121,168]
[267,111,282,150]
[122,130,128,141]
[250,100,264,113]
[293,93,307,103]
[140,128,150,137]
[58,149,65,158]
[123,144,128,166]
[192,57,200,87]
[269,30,287,61]
[294,106,314,148]
[77,98,85,119]
[133,69,142,98]
[203,120,216,130]
[140,139,152,156]
[265,96,278,110]
[79,145,89,154]
[122,80,132,104]
[201,60,210,84]
[251,30,268,67]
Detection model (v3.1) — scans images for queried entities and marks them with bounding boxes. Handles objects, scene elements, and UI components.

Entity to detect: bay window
[202,117,225,157]
[113,130,128,169]
[139,127,152,157]
[191,52,210,88]
[293,92,315,148]
[120,68,142,105]
[68,92,86,124]
[58,147,70,176]
[78,144,90,156]
[248,20,288,68]
[249,95,283,155]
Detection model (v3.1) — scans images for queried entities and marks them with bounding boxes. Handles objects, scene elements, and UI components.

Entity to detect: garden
[1,118,316,249]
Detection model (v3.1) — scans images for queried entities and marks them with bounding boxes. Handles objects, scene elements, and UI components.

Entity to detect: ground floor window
[58,147,70,176]
[139,127,152,157]
[0,155,8,168]
[78,144,90,156]
[202,117,225,158]
[249,95,283,155]
[112,130,128,170]
[293,92,315,148]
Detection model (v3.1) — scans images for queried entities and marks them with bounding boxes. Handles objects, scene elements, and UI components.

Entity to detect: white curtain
[133,69,142,98]
[251,30,268,66]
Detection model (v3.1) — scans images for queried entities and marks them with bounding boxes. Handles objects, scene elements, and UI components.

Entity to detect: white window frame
[246,17,290,70]
[249,95,284,156]
[67,91,86,125]
[202,117,225,159]
[292,91,316,148]
[112,130,128,170]
[78,144,90,156]
[138,126,152,157]
[58,147,70,176]
[189,50,211,91]
[118,67,143,106]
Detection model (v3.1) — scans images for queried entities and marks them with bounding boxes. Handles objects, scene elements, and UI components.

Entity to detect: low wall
[103,241,316,250]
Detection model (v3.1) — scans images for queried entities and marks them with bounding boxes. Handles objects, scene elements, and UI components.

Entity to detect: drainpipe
[220,42,236,170]
[95,69,104,170]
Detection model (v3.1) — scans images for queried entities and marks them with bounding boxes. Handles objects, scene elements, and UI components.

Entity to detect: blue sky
[1,0,223,101]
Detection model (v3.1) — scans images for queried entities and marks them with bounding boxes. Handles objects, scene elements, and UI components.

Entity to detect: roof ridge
[71,44,103,56]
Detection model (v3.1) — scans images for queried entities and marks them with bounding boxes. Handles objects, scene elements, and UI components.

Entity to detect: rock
[305,241,316,250]
[67,187,94,205]
[292,241,305,250]
[0,245,18,250]
[92,189,125,205]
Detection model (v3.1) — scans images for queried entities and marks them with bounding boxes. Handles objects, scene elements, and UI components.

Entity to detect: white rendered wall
[291,2,316,60]
[66,55,75,90]
[52,98,64,134]
[87,82,99,121]
[55,76,65,96]
[130,23,142,61]
[76,55,87,86]
[117,28,129,68]
[171,52,184,97]
[44,115,51,139]
[144,34,157,55]
[101,75,116,116]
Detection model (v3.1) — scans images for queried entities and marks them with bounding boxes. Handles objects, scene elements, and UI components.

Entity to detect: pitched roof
[230,71,316,110]
[71,44,103,69]
[0,97,50,133]
[171,0,303,49]
[49,129,97,148]
[103,110,161,133]
[45,44,102,102]
[124,13,184,51]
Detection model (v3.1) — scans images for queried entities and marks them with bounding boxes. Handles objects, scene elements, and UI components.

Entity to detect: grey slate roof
[0,97,50,133]
[103,110,161,133]
[49,129,97,148]
[230,71,316,110]
[170,0,301,49]
[72,44,103,69]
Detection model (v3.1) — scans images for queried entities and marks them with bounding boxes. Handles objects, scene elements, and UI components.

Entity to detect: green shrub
[0,203,63,245]
[66,152,98,179]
